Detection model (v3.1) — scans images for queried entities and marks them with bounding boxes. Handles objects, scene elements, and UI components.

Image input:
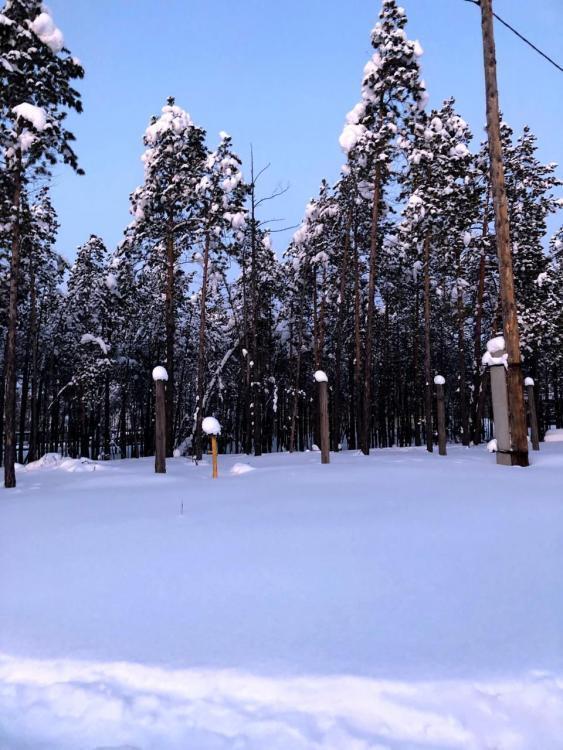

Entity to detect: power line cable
[463,0,563,73]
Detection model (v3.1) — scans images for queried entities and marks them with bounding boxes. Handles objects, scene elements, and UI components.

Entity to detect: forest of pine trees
[2,0,563,478]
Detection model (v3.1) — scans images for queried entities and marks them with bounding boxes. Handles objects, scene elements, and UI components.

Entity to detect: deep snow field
[1,444,563,750]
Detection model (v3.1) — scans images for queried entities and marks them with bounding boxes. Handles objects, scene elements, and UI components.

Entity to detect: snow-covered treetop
[152,365,168,382]
[195,132,248,240]
[202,416,221,435]
[290,180,338,273]
[135,97,205,193]
[66,235,109,335]
[130,100,248,260]
[144,102,193,146]
[338,0,427,159]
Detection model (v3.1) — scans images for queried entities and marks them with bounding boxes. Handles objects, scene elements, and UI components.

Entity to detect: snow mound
[1,654,562,750]
[544,429,563,443]
[487,439,498,453]
[25,453,63,471]
[58,458,104,473]
[230,462,255,476]
[25,453,104,472]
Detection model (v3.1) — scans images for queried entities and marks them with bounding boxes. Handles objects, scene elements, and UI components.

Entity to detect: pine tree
[128,97,207,455]
[1,0,83,485]
[398,99,480,447]
[65,235,111,457]
[192,131,248,459]
[503,126,562,361]
[338,0,427,454]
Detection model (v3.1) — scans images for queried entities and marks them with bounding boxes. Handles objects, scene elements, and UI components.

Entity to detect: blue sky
[47,0,563,260]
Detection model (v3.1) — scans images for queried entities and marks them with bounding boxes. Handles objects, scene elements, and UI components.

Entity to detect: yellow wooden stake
[211,435,218,479]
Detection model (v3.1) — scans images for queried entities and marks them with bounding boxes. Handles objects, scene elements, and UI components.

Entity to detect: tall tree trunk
[3,167,23,488]
[456,249,470,445]
[333,211,351,451]
[288,306,304,453]
[119,374,128,459]
[249,189,262,457]
[412,283,421,447]
[353,229,363,450]
[78,386,89,458]
[18,338,30,464]
[103,372,110,457]
[27,288,41,462]
[0,357,4,468]
[423,236,433,452]
[471,202,490,443]
[361,164,381,456]
[164,225,175,456]
[195,232,210,461]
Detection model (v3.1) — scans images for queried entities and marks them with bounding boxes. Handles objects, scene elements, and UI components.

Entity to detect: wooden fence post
[314,370,330,464]
[202,416,221,478]
[525,377,540,451]
[152,366,168,474]
[434,375,447,456]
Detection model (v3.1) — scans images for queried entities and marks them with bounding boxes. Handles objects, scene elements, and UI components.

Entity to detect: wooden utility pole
[153,366,167,474]
[479,0,529,467]
[435,375,447,456]
[315,370,330,464]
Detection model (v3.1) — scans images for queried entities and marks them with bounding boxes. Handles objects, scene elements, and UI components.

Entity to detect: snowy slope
[1,446,563,749]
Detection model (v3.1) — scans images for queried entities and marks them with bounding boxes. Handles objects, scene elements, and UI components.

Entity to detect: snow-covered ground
[1,445,563,749]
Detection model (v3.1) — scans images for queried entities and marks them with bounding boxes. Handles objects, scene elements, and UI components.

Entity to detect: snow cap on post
[486,335,506,354]
[314,370,328,383]
[152,365,168,382]
[202,416,221,436]
[434,375,445,385]
[524,377,535,387]
[482,336,508,368]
